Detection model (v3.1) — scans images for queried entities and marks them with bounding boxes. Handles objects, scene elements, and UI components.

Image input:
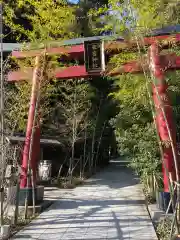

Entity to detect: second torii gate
[8,33,180,193]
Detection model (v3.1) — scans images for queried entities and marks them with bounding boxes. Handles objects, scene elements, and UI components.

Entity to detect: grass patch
[143,186,156,204]
[156,217,175,240]
[56,177,84,189]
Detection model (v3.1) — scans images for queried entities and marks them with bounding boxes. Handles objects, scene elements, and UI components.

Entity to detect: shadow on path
[12,160,157,240]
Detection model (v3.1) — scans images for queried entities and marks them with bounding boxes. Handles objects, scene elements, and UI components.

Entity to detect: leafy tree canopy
[3,0,77,43]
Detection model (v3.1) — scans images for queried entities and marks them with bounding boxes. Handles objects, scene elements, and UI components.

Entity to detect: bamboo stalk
[31,170,35,217]
[94,121,106,173]
[24,51,46,219]
[24,55,40,219]
[13,174,20,225]
[83,126,87,178]
[0,187,4,226]
[91,99,102,174]
[80,156,82,179]
[170,201,179,239]
[82,155,89,178]
[69,80,77,184]
[0,2,5,227]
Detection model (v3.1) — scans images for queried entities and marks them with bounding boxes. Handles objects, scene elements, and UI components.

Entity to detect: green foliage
[56,176,84,189]
[108,53,154,166]
[113,116,160,173]
[3,0,118,177]
[109,73,160,180]
[3,0,78,133]
[156,217,175,240]
[131,0,180,31]
[75,0,108,36]
[3,0,77,43]
[42,79,92,145]
[5,55,59,133]
[5,81,31,132]
[90,0,180,187]
[106,39,160,182]
[5,0,180,181]
[89,0,180,37]
[129,124,160,176]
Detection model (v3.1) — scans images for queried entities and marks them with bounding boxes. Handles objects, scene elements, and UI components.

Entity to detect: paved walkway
[12,160,157,240]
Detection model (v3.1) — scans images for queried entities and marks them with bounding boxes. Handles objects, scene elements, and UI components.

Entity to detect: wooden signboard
[84,40,105,73]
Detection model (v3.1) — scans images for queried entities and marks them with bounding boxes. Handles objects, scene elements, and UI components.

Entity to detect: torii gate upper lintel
[8,33,180,192]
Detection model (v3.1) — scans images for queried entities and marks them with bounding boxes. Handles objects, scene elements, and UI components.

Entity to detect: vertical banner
[84,40,105,73]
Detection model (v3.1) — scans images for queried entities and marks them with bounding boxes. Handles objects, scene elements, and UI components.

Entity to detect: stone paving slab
[11,161,158,240]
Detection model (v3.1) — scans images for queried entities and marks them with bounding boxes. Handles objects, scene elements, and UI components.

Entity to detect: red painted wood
[8,55,180,82]
[175,55,180,67]
[108,61,142,76]
[20,56,40,188]
[8,68,33,82]
[11,34,180,59]
[30,120,40,186]
[8,65,100,81]
[12,45,84,59]
[143,33,180,45]
[55,65,90,79]
[149,44,177,192]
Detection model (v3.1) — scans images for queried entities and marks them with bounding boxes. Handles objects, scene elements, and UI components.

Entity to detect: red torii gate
[8,33,180,193]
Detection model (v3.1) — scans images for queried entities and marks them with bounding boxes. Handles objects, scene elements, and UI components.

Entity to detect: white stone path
[12,160,157,240]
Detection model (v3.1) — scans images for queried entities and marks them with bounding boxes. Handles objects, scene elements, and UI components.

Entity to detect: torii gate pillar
[149,43,176,192]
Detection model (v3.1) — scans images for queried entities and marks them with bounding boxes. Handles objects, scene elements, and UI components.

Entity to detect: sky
[68,0,79,3]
